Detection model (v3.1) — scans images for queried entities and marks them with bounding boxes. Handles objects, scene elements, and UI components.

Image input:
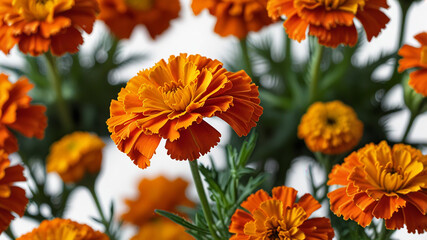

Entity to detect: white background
[1,0,427,239]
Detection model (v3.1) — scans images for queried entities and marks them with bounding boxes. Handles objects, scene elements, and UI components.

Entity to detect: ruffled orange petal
[297,193,321,218]
[0,126,18,154]
[50,27,83,56]
[402,191,427,214]
[283,14,309,42]
[229,209,254,236]
[356,0,389,41]
[409,69,427,96]
[272,186,298,208]
[309,24,358,48]
[414,32,427,46]
[241,189,271,212]
[9,105,47,139]
[17,34,51,56]
[401,202,427,233]
[398,45,422,72]
[371,195,406,220]
[299,217,335,240]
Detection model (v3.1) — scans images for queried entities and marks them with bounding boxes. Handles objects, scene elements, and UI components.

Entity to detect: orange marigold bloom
[328,141,427,233]
[229,186,335,240]
[107,53,262,168]
[398,32,427,96]
[191,0,273,39]
[121,176,194,226]
[0,73,47,154]
[46,132,105,183]
[298,101,363,155]
[130,219,193,240]
[267,0,390,47]
[17,218,109,240]
[0,150,27,234]
[0,0,99,56]
[98,0,180,39]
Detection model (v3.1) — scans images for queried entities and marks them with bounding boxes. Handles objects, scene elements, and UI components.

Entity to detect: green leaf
[155,210,210,234]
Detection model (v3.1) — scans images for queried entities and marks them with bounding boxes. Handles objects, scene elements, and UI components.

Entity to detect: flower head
[17,218,109,240]
[46,132,105,183]
[328,141,427,233]
[298,101,363,155]
[229,186,335,240]
[0,150,28,233]
[107,53,262,168]
[192,0,273,39]
[121,176,194,226]
[398,32,427,96]
[267,0,390,47]
[130,218,193,240]
[0,73,47,154]
[98,0,180,39]
[0,0,99,56]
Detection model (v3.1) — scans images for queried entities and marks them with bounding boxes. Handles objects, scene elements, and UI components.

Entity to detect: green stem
[240,38,254,80]
[377,221,394,240]
[189,160,220,240]
[44,52,73,132]
[5,227,16,240]
[88,186,115,240]
[308,43,324,104]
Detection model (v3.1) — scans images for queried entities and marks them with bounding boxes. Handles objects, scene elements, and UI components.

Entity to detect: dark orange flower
[267,0,390,47]
[98,0,180,39]
[17,218,109,240]
[121,176,194,226]
[192,0,273,39]
[107,53,262,168]
[0,0,99,56]
[328,141,427,233]
[229,186,335,239]
[0,150,28,234]
[398,32,427,96]
[0,73,47,154]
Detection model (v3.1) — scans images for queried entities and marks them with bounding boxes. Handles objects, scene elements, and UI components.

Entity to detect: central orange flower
[107,54,262,168]
[0,0,99,56]
[328,141,427,233]
[192,0,273,39]
[229,186,335,240]
[267,0,390,47]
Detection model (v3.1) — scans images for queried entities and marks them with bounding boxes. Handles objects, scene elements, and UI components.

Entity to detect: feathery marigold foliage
[46,132,105,183]
[0,0,99,56]
[229,186,334,239]
[130,219,193,240]
[192,0,273,39]
[267,0,390,47]
[298,101,363,155]
[17,218,110,240]
[121,176,194,227]
[0,73,47,154]
[98,0,181,39]
[328,141,427,233]
[0,150,28,234]
[107,53,262,168]
[398,32,427,96]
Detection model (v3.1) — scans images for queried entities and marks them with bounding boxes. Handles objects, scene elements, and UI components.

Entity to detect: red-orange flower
[229,186,335,239]
[121,176,194,226]
[191,0,273,39]
[0,0,99,56]
[98,0,180,39]
[0,73,47,154]
[107,53,262,168]
[328,141,427,233]
[0,150,28,234]
[267,0,390,47]
[398,32,427,96]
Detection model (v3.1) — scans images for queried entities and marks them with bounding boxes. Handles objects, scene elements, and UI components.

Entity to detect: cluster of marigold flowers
[0,0,426,239]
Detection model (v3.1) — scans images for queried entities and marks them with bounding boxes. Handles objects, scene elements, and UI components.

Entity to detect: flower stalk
[240,38,254,80]
[5,227,16,240]
[189,160,220,240]
[309,43,324,104]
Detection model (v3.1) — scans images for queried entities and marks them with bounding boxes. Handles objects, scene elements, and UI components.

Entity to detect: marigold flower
[0,150,28,234]
[98,0,180,39]
[46,132,105,183]
[121,176,194,226]
[298,101,363,155]
[107,53,262,168]
[0,0,99,56]
[17,218,109,240]
[191,0,273,39]
[0,73,47,154]
[328,141,427,233]
[398,32,427,96]
[130,219,193,240]
[229,186,335,240]
[267,0,390,47]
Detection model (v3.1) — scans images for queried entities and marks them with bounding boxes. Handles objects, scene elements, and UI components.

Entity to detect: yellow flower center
[421,46,427,65]
[125,0,153,11]
[12,0,74,22]
[161,81,194,112]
